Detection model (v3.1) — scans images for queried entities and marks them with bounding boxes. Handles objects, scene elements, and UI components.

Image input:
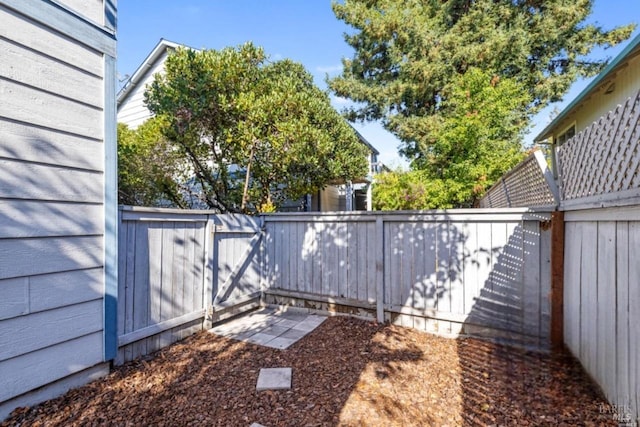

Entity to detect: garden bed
[2,316,615,426]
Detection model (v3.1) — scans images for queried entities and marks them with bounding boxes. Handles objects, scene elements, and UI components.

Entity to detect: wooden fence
[116,207,261,364]
[562,206,640,422]
[262,209,555,348]
[117,206,557,362]
[552,90,640,423]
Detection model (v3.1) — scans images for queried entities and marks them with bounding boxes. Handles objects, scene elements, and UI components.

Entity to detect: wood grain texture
[0,159,103,203]
[0,331,103,402]
[0,79,102,139]
[0,6,102,76]
[53,0,104,25]
[0,277,28,320]
[0,236,103,280]
[28,268,103,313]
[0,38,102,108]
[0,299,103,361]
[0,200,103,239]
[0,117,103,170]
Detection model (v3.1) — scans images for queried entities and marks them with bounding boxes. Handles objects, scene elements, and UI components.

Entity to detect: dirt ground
[2,316,616,426]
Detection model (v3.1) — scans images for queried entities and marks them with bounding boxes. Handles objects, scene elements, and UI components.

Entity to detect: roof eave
[533,32,640,143]
[116,38,183,106]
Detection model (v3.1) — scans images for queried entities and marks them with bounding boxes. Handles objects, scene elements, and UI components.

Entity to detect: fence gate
[209,214,264,320]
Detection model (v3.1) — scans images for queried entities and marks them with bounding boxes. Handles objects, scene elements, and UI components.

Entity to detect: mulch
[2,316,616,426]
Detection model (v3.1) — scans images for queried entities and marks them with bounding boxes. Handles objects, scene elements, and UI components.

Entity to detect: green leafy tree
[145,43,368,213]
[374,69,529,209]
[331,0,634,208]
[117,118,185,207]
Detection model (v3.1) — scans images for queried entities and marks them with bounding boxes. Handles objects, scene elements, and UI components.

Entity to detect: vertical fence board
[616,222,631,410]
[597,222,616,401]
[580,222,598,376]
[449,223,466,315]
[463,222,478,314]
[563,221,581,357]
[629,223,640,420]
[523,221,540,338]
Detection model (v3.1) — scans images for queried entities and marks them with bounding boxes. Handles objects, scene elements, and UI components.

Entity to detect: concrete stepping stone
[256,367,292,391]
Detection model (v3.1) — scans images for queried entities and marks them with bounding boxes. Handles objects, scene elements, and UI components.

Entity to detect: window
[556,124,576,145]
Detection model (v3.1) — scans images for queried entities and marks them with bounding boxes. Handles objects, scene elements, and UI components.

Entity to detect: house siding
[551,52,640,143]
[117,49,171,129]
[0,0,116,420]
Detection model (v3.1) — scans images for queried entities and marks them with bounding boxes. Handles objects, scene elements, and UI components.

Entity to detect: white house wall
[53,0,105,25]
[117,49,171,129]
[0,0,116,420]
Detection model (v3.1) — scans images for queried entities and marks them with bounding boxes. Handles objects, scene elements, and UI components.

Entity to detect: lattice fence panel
[479,149,558,208]
[557,89,640,203]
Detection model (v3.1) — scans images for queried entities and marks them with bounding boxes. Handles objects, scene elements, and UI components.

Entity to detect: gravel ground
[2,316,615,426]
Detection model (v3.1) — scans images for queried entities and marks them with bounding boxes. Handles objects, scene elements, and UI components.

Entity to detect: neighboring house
[117,39,381,212]
[0,0,117,420]
[117,39,181,129]
[534,32,640,175]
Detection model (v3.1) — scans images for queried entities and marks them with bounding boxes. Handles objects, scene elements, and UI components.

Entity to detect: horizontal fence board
[0,235,103,280]
[0,331,103,403]
[118,309,205,347]
[0,299,103,361]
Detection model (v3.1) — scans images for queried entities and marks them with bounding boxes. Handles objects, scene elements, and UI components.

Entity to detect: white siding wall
[0,0,116,420]
[53,0,105,25]
[552,53,640,141]
[117,50,171,129]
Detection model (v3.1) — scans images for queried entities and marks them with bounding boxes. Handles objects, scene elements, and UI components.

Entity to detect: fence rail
[116,207,261,364]
[263,210,554,347]
[117,207,556,360]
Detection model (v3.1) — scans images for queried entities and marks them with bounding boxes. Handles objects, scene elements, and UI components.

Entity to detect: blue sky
[117,0,640,168]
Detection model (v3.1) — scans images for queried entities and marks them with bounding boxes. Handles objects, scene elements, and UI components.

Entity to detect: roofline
[349,125,380,155]
[116,38,183,106]
[533,31,640,143]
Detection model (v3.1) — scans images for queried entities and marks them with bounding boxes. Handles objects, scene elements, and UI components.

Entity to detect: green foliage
[145,44,368,213]
[374,69,528,209]
[373,169,460,210]
[331,0,634,208]
[117,119,185,207]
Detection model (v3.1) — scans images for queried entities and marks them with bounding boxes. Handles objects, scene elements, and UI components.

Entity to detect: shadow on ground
[1,316,615,426]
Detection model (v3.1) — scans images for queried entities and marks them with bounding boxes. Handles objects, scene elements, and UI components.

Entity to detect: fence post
[375,216,385,323]
[203,217,215,329]
[550,211,565,348]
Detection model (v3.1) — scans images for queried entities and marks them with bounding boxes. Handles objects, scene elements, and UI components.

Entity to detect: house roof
[534,32,640,143]
[350,126,380,155]
[116,38,184,106]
